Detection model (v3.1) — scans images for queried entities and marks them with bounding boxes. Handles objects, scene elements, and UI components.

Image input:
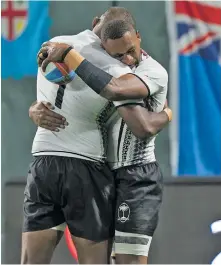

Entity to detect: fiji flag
[167,1,221,176]
[1,1,50,79]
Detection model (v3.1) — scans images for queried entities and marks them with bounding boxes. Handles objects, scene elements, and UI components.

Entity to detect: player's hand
[37,50,48,67]
[37,41,71,71]
[29,101,68,131]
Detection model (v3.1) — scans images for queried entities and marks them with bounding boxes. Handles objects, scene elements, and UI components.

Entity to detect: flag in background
[167,1,221,176]
[1,1,50,79]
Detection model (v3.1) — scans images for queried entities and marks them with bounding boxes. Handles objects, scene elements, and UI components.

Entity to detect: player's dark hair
[101,19,135,42]
[103,7,136,28]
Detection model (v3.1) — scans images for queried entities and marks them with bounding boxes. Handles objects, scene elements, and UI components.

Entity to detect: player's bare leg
[21,229,63,264]
[111,246,148,264]
[72,235,113,264]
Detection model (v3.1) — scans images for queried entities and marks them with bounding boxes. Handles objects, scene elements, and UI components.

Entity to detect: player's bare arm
[99,73,148,100]
[39,42,148,100]
[116,104,172,139]
[29,101,68,131]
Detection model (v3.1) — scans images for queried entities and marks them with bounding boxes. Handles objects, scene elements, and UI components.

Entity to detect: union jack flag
[175,1,221,63]
[167,1,221,176]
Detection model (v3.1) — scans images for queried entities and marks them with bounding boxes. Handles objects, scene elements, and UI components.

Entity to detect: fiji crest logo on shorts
[1,0,29,41]
[118,203,130,223]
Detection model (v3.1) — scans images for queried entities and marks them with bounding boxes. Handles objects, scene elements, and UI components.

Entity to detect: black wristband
[75,59,113,94]
[61,46,73,62]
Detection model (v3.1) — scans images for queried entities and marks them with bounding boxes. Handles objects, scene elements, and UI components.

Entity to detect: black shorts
[23,156,115,241]
[114,162,163,237]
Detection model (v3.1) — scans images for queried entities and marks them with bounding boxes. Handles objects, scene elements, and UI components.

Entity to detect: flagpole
[165,1,179,176]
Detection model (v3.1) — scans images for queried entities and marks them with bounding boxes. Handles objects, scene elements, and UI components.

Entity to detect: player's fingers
[43,108,67,123]
[41,41,52,48]
[36,103,66,121]
[38,53,46,60]
[37,52,48,67]
[42,101,55,110]
[40,119,66,130]
[38,47,48,57]
[37,49,42,59]
[37,57,41,67]
[42,115,67,127]
[37,47,47,59]
[41,58,50,72]
[39,123,60,132]
[38,109,68,126]
[37,57,44,67]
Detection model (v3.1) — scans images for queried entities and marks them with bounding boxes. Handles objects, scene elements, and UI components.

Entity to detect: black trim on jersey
[95,101,115,158]
[132,137,148,162]
[129,73,151,97]
[121,128,132,164]
[55,85,66,109]
[117,120,125,161]
[115,102,144,109]
[32,150,104,163]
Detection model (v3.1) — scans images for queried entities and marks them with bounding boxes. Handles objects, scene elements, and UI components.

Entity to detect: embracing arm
[64,50,148,100]
[29,101,68,131]
[99,74,148,100]
[39,43,148,100]
[116,104,172,139]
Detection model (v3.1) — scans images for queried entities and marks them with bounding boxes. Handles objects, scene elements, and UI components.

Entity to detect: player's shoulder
[137,55,168,81]
[142,55,167,73]
[105,57,132,77]
[49,30,97,47]
[50,35,75,43]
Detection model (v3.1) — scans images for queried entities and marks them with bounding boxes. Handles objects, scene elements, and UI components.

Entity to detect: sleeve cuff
[115,102,145,109]
[113,98,144,108]
[128,73,150,97]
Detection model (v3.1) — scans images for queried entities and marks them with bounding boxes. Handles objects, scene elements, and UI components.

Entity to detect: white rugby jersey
[32,30,134,162]
[107,53,168,169]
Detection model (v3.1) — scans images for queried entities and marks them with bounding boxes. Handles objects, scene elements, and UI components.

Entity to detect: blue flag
[1,1,50,79]
[167,1,221,176]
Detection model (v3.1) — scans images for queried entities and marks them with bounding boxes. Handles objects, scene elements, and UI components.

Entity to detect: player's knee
[21,230,62,264]
[21,249,52,264]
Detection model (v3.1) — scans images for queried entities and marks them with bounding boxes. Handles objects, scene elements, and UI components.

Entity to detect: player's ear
[136,30,141,42]
[92,16,100,29]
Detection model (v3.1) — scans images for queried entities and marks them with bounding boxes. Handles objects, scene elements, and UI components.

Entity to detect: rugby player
[24,7,171,265]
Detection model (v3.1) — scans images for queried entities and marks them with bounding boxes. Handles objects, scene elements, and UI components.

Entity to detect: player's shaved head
[101,19,135,43]
[102,7,136,27]
[92,7,136,37]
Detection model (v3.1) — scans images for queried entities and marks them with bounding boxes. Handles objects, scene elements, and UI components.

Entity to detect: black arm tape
[75,59,113,94]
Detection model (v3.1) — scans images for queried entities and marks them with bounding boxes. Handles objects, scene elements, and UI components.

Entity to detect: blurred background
[1,0,221,264]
